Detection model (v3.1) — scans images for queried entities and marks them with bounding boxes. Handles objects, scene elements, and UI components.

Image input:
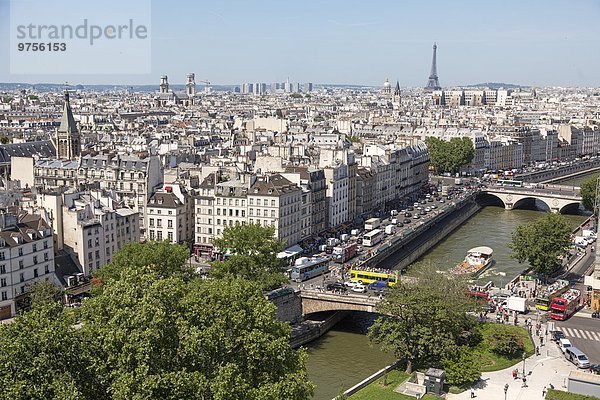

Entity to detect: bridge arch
[477,192,506,208]
[300,292,380,316]
[511,196,551,212]
[559,201,584,215]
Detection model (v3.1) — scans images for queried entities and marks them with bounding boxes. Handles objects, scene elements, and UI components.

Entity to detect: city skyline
[1,0,600,87]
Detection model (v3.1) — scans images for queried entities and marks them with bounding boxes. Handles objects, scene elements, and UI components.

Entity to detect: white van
[559,338,572,354]
[565,347,590,369]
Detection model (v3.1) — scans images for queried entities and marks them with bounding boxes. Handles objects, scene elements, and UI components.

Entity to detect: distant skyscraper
[425,43,441,91]
[302,82,313,93]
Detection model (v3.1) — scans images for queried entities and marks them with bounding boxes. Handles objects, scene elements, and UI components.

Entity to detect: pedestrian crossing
[562,327,600,341]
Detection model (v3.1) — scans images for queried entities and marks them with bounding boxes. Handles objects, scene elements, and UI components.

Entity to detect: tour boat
[452,246,494,277]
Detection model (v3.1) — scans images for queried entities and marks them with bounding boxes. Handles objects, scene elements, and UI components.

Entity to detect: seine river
[305,174,591,400]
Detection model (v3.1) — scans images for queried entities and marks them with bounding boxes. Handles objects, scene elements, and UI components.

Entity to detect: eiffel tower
[425,42,441,91]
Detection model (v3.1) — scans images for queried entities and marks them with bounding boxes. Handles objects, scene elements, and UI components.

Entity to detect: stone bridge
[482,184,582,213]
[299,291,380,316]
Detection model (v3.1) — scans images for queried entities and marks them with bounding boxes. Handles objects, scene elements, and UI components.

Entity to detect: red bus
[550,289,581,321]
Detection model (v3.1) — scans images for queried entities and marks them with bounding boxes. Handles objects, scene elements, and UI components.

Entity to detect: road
[553,314,600,364]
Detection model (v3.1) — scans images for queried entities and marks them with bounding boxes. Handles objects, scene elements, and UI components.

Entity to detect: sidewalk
[447,326,579,400]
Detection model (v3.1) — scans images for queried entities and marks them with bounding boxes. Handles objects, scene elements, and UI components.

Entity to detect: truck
[507,296,527,313]
[550,289,581,321]
[331,242,358,264]
[441,185,449,196]
[454,178,463,185]
[385,225,396,235]
[364,218,381,231]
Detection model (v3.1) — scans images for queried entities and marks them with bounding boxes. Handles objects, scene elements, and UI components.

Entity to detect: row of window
[0,264,51,287]
[0,241,50,259]
[148,218,181,229]
[148,230,175,242]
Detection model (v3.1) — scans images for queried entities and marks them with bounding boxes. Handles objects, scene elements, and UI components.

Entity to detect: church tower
[159,75,169,93]
[186,73,196,97]
[393,80,401,110]
[56,89,80,160]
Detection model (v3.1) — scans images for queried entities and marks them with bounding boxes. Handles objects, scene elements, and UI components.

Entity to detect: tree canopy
[509,213,572,276]
[210,223,287,290]
[425,136,475,174]
[95,240,191,282]
[368,264,477,373]
[580,174,599,212]
[0,242,313,400]
[0,302,104,400]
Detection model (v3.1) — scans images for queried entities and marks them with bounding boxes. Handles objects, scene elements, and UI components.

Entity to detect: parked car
[403,218,412,224]
[326,282,347,292]
[551,330,566,343]
[344,281,358,288]
[351,284,367,293]
[590,364,600,374]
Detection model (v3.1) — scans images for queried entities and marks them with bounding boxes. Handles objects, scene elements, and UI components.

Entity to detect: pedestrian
[522,377,527,388]
[536,346,540,356]
[543,386,547,397]
[470,388,475,398]
[540,336,544,346]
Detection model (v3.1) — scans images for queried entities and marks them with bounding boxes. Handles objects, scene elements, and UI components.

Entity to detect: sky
[1,0,600,87]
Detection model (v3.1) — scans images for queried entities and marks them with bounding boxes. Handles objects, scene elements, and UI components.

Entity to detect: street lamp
[522,352,526,376]
[504,383,509,400]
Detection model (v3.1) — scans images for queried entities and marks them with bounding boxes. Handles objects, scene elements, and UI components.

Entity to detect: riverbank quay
[357,192,482,271]
[289,310,349,349]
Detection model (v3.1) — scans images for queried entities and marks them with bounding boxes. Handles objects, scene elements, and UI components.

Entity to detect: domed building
[382,78,391,95]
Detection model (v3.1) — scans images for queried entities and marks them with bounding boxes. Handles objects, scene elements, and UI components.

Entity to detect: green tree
[0,135,9,145]
[0,303,105,400]
[486,325,525,357]
[95,240,191,282]
[442,347,481,387]
[210,223,287,290]
[81,265,313,399]
[368,264,475,373]
[425,136,475,174]
[28,280,62,309]
[580,174,599,211]
[509,213,572,276]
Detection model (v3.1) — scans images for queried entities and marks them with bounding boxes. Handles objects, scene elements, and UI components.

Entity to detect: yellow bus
[350,267,399,287]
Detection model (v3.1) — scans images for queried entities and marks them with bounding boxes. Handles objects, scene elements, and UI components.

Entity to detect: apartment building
[194,172,303,255]
[78,154,163,232]
[0,212,55,320]
[44,191,141,276]
[147,184,191,244]
[248,174,302,246]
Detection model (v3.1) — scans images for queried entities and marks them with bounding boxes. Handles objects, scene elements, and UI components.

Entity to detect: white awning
[277,244,304,259]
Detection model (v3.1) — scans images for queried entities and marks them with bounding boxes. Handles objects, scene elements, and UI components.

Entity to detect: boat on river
[452,246,494,277]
